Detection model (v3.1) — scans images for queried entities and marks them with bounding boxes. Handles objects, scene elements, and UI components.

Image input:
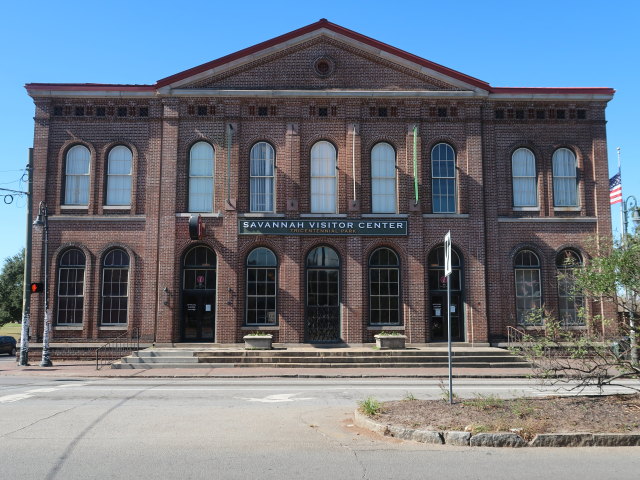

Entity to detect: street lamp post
[33,201,52,367]
[622,196,640,365]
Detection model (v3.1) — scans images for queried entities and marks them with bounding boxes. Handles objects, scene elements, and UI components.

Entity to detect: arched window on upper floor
[250,142,275,213]
[106,146,132,206]
[512,148,537,207]
[431,143,456,213]
[64,145,91,205]
[310,141,337,213]
[371,143,396,213]
[553,148,578,207]
[188,142,215,212]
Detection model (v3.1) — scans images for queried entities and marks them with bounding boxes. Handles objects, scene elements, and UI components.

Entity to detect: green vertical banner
[413,125,419,205]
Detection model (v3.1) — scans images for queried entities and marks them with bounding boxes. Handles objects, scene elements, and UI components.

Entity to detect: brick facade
[25,20,616,345]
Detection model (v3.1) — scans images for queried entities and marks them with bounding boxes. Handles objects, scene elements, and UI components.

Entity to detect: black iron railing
[96,327,140,370]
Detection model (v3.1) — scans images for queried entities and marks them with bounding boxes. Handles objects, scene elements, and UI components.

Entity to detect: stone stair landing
[112,346,531,370]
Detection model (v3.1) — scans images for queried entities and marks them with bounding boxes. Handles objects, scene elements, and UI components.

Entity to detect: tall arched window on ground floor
[369,247,400,325]
[514,250,542,325]
[557,249,584,326]
[57,249,86,325]
[246,247,277,325]
[101,249,130,325]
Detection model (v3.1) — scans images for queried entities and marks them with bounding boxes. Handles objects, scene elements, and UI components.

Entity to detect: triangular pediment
[157,20,491,94]
[178,36,462,91]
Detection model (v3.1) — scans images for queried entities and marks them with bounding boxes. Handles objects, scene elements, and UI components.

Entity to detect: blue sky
[1,0,638,262]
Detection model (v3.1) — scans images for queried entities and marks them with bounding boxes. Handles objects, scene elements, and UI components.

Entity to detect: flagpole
[618,147,625,241]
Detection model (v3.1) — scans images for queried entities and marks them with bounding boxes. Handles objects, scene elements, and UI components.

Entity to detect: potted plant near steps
[374,331,407,350]
[243,332,273,350]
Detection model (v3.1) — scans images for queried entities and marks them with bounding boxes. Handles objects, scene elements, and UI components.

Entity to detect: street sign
[444,230,454,405]
[444,231,452,277]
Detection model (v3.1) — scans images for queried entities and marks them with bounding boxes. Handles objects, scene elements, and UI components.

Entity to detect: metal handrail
[507,325,525,349]
[95,327,140,370]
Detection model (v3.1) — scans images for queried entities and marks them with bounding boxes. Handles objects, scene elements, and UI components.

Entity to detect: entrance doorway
[182,246,216,341]
[428,246,464,342]
[305,246,341,342]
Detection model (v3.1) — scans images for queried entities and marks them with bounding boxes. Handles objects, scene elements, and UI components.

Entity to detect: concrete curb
[353,410,640,447]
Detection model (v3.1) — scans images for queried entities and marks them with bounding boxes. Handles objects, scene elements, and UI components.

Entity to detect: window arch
[106,146,132,206]
[57,248,86,325]
[183,245,217,289]
[552,148,578,207]
[310,141,337,213]
[246,247,278,325]
[369,248,400,325]
[250,142,275,212]
[371,143,396,213]
[188,142,215,212]
[512,148,537,207]
[556,249,584,326]
[64,145,91,205]
[431,143,456,213]
[514,250,542,325]
[101,249,130,325]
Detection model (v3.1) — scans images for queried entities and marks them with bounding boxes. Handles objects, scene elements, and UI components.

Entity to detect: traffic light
[30,282,43,293]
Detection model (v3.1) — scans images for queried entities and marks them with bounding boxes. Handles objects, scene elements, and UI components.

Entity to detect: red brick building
[25,19,615,345]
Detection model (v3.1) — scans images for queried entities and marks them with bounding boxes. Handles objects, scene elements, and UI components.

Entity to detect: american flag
[610,173,622,205]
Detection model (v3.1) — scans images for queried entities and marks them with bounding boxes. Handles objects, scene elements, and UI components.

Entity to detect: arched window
[557,249,584,326]
[553,148,578,207]
[250,142,275,212]
[512,148,537,207]
[428,246,464,340]
[64,145,90,205]
[188,142,214,212]
[514,250,542,325]
[310,141,337,213]
[57,249,86,325]
[246,248,277,325]
[369,248,400,325]
[371,143,396,213]
[101,249,130,325]
[431,143,456,213]
[106,146,132,206]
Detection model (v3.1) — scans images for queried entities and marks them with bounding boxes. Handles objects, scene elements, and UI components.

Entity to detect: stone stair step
[113,347,530,369]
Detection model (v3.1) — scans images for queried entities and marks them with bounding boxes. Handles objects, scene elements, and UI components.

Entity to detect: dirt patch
[375,394,640,442]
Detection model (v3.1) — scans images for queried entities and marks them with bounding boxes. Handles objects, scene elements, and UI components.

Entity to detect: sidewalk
[0,360,534,379]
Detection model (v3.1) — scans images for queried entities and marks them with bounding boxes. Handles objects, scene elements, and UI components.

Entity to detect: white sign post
[444,231,453,405]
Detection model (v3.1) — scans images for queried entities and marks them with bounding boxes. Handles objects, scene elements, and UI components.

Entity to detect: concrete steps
[112,347,531,370]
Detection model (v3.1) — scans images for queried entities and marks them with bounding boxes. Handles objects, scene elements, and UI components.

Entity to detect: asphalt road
[1,377,639,479]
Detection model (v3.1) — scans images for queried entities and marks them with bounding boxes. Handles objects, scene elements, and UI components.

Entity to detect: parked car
[0,336,17,356]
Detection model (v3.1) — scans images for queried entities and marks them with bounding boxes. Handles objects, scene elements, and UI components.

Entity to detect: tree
[514,235,640,392]
[0,250,24,326]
